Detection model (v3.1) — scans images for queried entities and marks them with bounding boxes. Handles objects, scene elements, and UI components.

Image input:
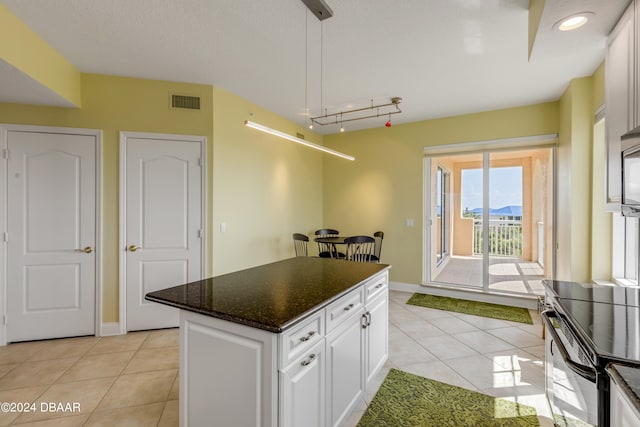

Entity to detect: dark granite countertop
[145,257,390,333]
[607,364,640,414]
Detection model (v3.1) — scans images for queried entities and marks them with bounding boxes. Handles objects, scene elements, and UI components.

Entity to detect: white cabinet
[610,373,640,427]
[280,340,325,427]
[179,312,278,427]
[324,272,389,427]
[363,291,389,385]
[179,268,389,427]
[279,312,326,427]
[279,311,324,369]
[363,274,389,386]
[325,307,365,427]
[605,1,635,209]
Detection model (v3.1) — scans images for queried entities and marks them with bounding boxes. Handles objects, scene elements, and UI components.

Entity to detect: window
[612,213,638,285]
[436,166,449,265]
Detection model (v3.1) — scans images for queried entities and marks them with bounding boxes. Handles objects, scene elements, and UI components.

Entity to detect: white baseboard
[389,281,538,310]
[100,322,123,336]
[389,281,422,293]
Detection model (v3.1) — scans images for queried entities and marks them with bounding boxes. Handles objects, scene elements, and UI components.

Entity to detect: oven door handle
[542,310,597,383]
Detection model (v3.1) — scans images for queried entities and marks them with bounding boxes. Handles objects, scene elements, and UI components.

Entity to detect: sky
[461,166,522,210]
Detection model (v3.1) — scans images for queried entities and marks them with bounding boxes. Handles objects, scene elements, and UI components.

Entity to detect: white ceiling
[0,0,631,133]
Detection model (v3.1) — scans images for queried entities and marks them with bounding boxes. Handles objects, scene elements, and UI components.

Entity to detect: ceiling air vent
[170,94,201,111]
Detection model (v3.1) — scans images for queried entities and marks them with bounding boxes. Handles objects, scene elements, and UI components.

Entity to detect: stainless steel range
[542,280,640,427]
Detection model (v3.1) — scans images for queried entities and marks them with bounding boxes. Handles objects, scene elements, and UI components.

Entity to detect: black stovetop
[545,280,640,366]
[546,279,640,306]
[556,297,640,364]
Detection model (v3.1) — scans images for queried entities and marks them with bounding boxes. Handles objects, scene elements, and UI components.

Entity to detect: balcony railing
[472,219,522,257]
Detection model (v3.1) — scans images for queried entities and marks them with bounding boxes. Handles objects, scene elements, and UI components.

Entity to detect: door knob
[128,245,139,252]
[77,246,93,253]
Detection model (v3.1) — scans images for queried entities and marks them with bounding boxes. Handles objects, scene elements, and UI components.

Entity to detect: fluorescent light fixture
[244,120,355,161]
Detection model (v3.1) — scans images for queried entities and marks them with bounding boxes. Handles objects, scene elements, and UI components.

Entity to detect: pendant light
[244,0,354,161]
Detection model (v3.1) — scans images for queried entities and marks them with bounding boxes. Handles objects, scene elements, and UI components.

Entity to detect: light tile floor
[344,290,553,427]
[0,291,552,426]
[0,329,179,426]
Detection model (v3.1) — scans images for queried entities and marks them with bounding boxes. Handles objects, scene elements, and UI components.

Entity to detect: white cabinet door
[325,310,364,427]
[280,340,325,427]
[364,290,389,387]
[605,3,635,209]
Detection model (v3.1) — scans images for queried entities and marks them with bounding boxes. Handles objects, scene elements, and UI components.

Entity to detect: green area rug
[406,294,533,324]
[357,369,539,427]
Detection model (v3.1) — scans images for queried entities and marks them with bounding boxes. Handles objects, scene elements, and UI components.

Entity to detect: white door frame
[0,124,102,346]
[118,131,206,335]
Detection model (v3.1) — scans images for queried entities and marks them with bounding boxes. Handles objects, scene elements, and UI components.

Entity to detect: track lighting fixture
[310,97,402,129]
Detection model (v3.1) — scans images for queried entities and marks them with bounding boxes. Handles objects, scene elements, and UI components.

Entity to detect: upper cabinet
[605,2,636,209]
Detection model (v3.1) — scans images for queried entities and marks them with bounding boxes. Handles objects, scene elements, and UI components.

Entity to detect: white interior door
[6,129,98,343]
[122,133,204,331]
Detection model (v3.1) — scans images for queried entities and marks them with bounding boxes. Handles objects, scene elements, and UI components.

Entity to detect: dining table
[314,236,348,259]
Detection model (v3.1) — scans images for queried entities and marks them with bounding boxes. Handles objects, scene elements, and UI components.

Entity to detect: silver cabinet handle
[375,283,384,289]
[343,303,354,311]
[300,354,316,366]
[299,331,316,342]
[361,312,372,329]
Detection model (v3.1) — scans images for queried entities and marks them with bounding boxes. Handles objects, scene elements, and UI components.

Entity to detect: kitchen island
[146,256,390,427]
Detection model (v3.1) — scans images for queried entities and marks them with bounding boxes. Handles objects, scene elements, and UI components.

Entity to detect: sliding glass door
[425,146,554,296]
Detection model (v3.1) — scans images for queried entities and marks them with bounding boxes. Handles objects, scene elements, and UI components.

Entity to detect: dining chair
[370,231,384,262]
[292,233,309,257]
[345,235,376,262]
[315,228,345,259]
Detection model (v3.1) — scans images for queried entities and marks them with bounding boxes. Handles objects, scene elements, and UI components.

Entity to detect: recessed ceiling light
[555,12,594,31]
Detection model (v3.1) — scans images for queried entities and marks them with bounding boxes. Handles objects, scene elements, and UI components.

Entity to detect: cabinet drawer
[280,311,324,368]
[365,272,388,303]
[325,287,364,332]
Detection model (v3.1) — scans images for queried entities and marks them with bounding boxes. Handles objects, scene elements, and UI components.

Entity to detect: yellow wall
[321,68,608,287]
[0,3,81,106]
[1,72,607,321]
[322,102,560,285]
[0,75,323,323]
[211,87,324,275]
[0,74,213,322]
[556,77,595,282]
[592,119,612,280]
[0,4,615,327]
